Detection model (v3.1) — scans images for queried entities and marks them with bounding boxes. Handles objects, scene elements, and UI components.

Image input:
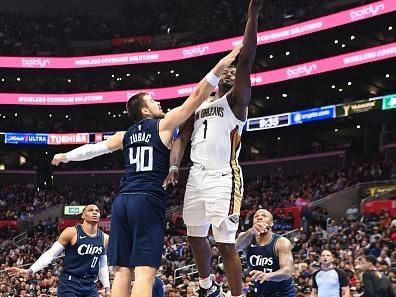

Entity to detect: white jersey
[190,94,246,167]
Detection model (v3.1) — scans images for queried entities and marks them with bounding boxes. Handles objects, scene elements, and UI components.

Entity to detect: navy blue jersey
[63,225,105,278]
[119,119,170,196]
[244,233,294,296]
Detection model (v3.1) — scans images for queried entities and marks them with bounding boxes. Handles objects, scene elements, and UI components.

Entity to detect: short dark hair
[364,255,377,266]
[126,92,149,123]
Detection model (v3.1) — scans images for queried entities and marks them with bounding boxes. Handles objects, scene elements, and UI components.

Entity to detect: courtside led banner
[383,94,396,110]
[5,133,48,144]
[247,113,290,131]
[290,106,335,125]
[336,98,382,117]
[0,0,394,69]
[1,93,394,139]
[1,42,396,106]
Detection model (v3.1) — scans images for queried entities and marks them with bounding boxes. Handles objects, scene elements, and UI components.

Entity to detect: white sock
[199,276,212,289]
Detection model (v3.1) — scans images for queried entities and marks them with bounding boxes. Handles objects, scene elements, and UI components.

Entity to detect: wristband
[169,166,179,173]
[205,72,220,87]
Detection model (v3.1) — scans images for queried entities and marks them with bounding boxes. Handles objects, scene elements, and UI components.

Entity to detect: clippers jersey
[63,224,105,278]
[190,94,246,167]
[119,119,170,197]
[244,233,294,296]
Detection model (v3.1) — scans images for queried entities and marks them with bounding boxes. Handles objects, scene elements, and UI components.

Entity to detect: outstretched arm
[228,0,263,121]
[159,46,242,148]
[8,227,75,278]
[51,131,125,165]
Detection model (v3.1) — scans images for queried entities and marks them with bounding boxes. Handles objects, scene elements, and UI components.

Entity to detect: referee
[310,250,350,297]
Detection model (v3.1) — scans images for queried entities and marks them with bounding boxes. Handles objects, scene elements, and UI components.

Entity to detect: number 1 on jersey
[203,120,208,139]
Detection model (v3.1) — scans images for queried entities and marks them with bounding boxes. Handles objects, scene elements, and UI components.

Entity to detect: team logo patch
[228,215,239,225]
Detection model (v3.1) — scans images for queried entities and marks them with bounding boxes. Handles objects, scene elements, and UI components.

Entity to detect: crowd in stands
[0,194,395,296]
[0,0,367,56]
[1,159,395,221]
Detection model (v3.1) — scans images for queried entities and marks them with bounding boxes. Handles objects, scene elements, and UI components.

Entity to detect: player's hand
[162,169,179,190]
[249,222,268,235]
[219,44,243,68]
[249,0,264,13]
[51,153,69,166]
[250,270,270,283]
[7,267,30,278]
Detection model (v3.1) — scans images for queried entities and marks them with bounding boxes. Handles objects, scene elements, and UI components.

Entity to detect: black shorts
[107,193,165,268]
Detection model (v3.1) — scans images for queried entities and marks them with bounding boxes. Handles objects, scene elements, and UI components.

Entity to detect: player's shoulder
[60,226,78,241]
[275,236,292,248]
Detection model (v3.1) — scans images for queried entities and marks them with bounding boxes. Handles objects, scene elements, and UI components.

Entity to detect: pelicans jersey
[190,94,245,166]
[184,94,246,232]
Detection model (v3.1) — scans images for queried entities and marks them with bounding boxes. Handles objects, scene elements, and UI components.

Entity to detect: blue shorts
[108,192,165,268]
[57,272,98,297]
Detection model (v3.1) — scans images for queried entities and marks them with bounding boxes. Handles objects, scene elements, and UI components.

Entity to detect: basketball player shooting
[162,0,265,296]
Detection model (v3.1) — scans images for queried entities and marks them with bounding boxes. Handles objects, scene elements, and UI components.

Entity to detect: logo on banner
[48,133,89,145]
[21,58,51,68]
[337,99,381,117]
[291,107,334,125]
[350,4,385,21]
[183,46,209,58]
[383,94,396,110]
[5,133,48,144]
[286,64,317,78]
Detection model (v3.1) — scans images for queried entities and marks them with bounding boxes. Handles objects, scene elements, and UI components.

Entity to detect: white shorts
[183,163,244,243]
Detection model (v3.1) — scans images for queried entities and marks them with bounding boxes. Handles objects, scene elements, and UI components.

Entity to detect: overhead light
[341,44,346,48]
[331,85,336,89]
[334,40,339,44]
[339,88,343,92]
[334,129,338,132]
[14,113,17,117]
[385,74,390,78]
[350,35,355,40]
[126,73,131,77]
[175,73,180,77]
[357,125,361,129]
[111,74,115,78]
[2,115,5,119]
[0,164,5,171]
[389,26,393,31]
[113,115,116,118]
[1,78,4,82]
[269,54,274,59]
[277,137,281,140]
[118,114,121,117]
[266,96,270,100]
[285,51,290,56]
[49,114,52,118]
[123,110,127,114]
[16,77,21,81]
[108,111,111,115]
[347,81,352,86]
[65,115,69,119]
[67,79,72,83]
[170,70,175,74]
[45,151,48,155]
[282,93,288,98]
[148,49,151,52]
[157,71,161,75]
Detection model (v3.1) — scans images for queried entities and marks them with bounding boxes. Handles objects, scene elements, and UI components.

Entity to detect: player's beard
[218,80,234,94]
